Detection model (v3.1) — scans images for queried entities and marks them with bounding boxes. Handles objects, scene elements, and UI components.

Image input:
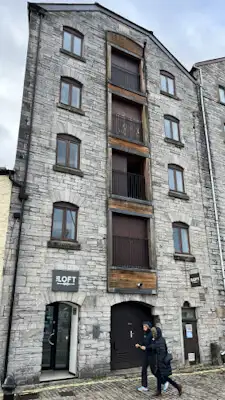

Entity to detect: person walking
[135,322,168,393]
[150,327,182,397]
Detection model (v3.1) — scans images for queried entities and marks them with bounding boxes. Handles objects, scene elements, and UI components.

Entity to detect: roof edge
[194,56,225,67]
[0,168,14,176]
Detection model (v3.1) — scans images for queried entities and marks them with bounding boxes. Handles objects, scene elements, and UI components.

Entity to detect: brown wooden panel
[112,214,147,238]
[109,198,152,215]
[109,269,157,290]
[112,97,141,120]
[107,31,143,57]
[108,83,146,104]
[109,136,149,155]
[112,50,139,73]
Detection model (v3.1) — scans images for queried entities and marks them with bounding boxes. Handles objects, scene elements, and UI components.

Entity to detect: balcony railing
[112,170,146,200]
[112,114,143,143]
[111,64,140,92]
[113,235,149,269]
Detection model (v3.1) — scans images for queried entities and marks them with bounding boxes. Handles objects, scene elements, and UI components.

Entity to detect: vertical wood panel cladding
[107,31,143,57]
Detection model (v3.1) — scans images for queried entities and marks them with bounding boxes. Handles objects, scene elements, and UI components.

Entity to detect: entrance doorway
[111,301,153,370]
[182,303,200,365]
[41,302,78,376]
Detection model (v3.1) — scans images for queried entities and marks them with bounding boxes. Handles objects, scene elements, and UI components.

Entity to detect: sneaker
[177,384,183,396]
[137,386,149,392]
[163,381,169,392]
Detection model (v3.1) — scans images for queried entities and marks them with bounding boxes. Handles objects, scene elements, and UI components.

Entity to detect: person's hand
[141,346,146,351]
[135,344,140,348]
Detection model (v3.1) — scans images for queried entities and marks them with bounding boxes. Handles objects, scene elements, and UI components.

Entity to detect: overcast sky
[1,0,225,168]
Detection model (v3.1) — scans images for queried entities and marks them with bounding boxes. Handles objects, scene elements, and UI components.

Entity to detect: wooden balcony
[111,64,140,92]
[112,170,145,200]
[112,114,143,143]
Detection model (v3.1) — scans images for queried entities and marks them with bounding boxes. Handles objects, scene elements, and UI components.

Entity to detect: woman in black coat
[150,327,182,397]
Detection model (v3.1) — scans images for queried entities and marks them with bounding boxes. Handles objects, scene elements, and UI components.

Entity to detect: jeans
[141,356,150,387]
[156,371,179,394]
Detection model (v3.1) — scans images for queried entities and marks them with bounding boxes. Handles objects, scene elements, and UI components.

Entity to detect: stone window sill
[160,90,180,100]
[53,164,84,177]
[47,240,81,250]
[57,103,85,116]
[164,137,184,148]
[168,190,189,200]
[60,48,86,63]
[174,253,196,262]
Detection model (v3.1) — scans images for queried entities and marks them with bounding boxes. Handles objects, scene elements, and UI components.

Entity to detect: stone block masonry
[0,3,224,385]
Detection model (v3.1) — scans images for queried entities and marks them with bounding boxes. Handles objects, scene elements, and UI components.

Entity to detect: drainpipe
[2,6,44,397]
[195,66,225,291]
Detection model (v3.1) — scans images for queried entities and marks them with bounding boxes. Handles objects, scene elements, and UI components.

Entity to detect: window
[173,222,190,254]
[60,78,82,109]
[51,202,78,242]
[160,71,175,96]
[164,115,180,141]
[219,86,225,104]
[63,27,83,57]
[111,49,140,92]
[168,165,184,193]
[56,134,80,170]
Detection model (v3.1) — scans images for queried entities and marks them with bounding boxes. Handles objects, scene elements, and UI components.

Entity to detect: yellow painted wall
[0,176,12,279]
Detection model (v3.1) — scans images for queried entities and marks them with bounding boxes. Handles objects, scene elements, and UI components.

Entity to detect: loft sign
[190,272,201,288]
[52,270,79,292]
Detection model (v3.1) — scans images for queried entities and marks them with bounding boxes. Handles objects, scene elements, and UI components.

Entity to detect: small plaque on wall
[190,273,201,287]
[52,270,79,292]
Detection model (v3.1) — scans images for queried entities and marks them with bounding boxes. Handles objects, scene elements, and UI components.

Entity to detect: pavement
[11,368,225,400]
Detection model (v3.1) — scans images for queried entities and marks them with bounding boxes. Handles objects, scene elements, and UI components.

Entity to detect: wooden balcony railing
[112,114,143,143]
[111,64,140,92]
[112,170,146,200]
[113,235,149,269]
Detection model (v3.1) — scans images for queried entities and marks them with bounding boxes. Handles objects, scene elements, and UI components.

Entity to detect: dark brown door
[112,152,128,197]
[182,307,200,365]
[112,214,149,268]
[111,302,153,370]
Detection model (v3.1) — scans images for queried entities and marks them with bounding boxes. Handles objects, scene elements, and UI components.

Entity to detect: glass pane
[63,31,71,52]
[219,87,225,104]
[66,210,76,240]
[73,36,82,56]
[69,142,78,168]
[55,303,72,369]
[176,170,184,192]
[160,75,167,92]
[52,208,63,239]
[173,227,180,253]
[181,228,189,253]
[61,82,69,105]
[172,121,179,141]
[168,168,175,190]
[168,77,175,95]
[57,139,67,165]
[164,119,172,138]
[71,86,80,108]
[42,305,54,369]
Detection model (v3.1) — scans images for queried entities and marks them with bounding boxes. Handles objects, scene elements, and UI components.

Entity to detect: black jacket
[142,330,153,355]
[149,329,172,382]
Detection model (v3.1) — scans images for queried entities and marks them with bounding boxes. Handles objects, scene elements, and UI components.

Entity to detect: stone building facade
[0,2,225,385]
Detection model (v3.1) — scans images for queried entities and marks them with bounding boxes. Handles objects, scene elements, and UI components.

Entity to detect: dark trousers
[156,371,179,394]
[141,356,150,387]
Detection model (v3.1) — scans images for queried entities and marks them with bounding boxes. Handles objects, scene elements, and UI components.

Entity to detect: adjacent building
[0,2,225,385]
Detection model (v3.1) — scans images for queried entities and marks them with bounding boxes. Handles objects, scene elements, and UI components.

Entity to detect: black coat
[149,336,172,383]
[142,330,153,355]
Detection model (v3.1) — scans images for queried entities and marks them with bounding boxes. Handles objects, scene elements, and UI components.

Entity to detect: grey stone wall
[0,7,224,384]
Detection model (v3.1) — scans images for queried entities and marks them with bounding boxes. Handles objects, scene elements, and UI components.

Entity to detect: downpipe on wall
[1,6,44,399]
[195,66,225,292]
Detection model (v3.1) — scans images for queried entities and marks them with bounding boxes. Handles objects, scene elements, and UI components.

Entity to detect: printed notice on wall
[186,324,193,339]
[188,352,195,362]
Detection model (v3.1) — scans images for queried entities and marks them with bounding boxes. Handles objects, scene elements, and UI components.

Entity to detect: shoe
[153,392,162,397]
[163,381,169,392]
[177,384,182,396]
[137,386,149,392]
